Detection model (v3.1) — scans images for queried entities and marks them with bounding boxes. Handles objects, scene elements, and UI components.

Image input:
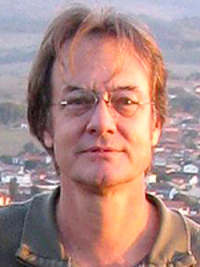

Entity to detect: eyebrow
[61,85,140,94]
[111,86,139,92]
[62,85,85,92]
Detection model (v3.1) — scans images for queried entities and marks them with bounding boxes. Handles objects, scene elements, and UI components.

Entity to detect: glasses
[53,89,152,117]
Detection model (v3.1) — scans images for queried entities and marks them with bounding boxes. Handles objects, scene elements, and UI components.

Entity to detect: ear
[43,130,53,148]
[151,117,161,147]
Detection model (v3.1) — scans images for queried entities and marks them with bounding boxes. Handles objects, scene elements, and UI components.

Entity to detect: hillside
[0,0,200,156]
[0,2,200,102]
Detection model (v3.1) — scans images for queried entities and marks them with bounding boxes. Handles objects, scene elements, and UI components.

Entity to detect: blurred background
[0,0,199,154]
[0,1,200,222]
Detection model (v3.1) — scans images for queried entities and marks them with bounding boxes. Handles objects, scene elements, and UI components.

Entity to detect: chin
[72,170,134,196]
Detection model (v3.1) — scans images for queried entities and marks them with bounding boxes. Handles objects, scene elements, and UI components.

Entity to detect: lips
[81,146,120,153]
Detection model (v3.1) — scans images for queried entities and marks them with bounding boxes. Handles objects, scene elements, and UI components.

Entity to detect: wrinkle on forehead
[54,35,150,89]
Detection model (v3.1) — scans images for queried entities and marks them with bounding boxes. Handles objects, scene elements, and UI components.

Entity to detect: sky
[0,0,199,21]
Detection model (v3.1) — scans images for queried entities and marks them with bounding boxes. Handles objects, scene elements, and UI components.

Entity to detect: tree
[23,141,39,153]
[9,178,19,201]
[24,160,38,170]
[0,101,25,125]
[0,155,13,165]
[184,136,197,150]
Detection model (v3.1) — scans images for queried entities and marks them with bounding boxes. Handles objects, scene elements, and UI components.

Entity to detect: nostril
[86,121,116,136]
[88,127,97,134]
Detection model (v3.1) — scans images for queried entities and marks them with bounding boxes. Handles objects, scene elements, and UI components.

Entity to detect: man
[0,5,199,267]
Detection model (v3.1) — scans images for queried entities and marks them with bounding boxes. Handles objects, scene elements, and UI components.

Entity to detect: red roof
[164,200,188,210]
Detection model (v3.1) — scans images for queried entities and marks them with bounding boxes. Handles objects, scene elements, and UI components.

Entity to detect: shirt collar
[146,194,196,266]
[15,188,196,266]
[16,187,68,266]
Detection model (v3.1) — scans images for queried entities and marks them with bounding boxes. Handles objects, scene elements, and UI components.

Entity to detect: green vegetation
[0,127,41,156]
[169,88,200,116]
[0,101,26,125]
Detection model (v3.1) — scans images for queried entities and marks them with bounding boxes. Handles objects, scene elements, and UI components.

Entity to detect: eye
[111,91,140,117]
[60,90,96,115]
[115,96,138,106]
[67,95,88,105]
[112,91,139,106]
[63,91,94,106]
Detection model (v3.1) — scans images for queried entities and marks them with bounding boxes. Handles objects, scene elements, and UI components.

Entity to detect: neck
[56,177,159,267]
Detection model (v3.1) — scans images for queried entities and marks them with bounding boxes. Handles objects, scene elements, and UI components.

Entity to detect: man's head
[28,5,167,157]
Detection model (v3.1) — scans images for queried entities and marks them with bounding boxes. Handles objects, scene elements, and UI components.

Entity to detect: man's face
[44,36,161,192]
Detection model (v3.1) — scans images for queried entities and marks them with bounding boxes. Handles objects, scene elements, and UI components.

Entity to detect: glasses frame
[52,90,153,118]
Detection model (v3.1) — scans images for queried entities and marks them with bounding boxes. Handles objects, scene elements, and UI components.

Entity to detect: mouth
[82,147,120,153]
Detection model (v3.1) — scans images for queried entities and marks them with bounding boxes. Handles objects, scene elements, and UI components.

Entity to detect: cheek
[120,118,154,166]
[119,115,153,145]
[52,117,85,158]
[54,124,75,150]
[52,128,75,171]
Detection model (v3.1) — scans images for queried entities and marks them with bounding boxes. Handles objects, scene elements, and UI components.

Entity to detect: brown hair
[27,5,167,154]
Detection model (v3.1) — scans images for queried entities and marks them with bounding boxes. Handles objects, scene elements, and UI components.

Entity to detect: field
[0,127,41,156]
[0,62,29,102]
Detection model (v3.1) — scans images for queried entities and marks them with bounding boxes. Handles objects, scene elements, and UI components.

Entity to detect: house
[164,200,190,215]
[194,85,200,95]
[147,183,174,200]
[161,127,182,142]
[146,174,157,184]
[12,157,24,166]
[153,150,168,168]
[166,163,182,173]
[189,213,200,224]
[189,175,199,187]
[196,138,200,150]
[0,194,11,206]
[170,178,187,190]
[183,163,199,175]
[153,157,167,168]
[173,112,193,124]
[1,167,32,187]
[188,187,200,199]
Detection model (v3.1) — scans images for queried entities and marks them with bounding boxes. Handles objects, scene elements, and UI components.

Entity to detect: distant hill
[0,17,47,34]
[1,15,200,66]
[140,16,200,65]
[0,0,200,102]
[0,0,200,20]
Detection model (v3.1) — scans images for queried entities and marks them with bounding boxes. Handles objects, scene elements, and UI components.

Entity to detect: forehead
[51,35,150,95]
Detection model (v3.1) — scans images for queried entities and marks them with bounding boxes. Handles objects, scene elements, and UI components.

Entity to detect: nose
[86,99,117,136]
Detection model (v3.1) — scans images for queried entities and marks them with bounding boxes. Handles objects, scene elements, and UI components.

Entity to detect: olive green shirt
[0,187,199,266]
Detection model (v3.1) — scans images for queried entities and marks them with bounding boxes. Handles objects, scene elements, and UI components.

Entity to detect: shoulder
[185,216,200,263]
[0,201,31,241]
[0,200,31,266]
[0,190,57,266]
[0,199,30,229]
[165,208,200,264]
[147,193,200,265]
